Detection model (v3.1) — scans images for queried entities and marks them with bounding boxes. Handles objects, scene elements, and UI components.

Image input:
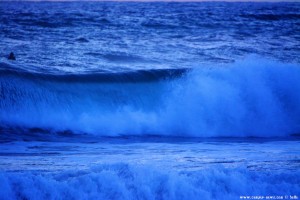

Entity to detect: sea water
[0,2,299,200]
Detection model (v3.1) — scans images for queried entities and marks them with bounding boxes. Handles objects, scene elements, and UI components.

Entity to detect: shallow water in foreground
[0,136,299,200]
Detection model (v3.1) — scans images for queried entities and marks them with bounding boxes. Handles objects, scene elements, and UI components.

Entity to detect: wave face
[1,57,300,137]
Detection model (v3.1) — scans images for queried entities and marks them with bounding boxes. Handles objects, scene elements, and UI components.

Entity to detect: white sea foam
[0,163,299,200]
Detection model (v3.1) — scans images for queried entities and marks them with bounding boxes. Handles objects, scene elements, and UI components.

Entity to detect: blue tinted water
[0,2,299,200]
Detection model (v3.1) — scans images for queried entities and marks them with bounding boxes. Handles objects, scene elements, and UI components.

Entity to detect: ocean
[0,2,299,200]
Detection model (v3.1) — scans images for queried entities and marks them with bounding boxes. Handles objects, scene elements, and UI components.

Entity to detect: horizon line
[1,0,300,2]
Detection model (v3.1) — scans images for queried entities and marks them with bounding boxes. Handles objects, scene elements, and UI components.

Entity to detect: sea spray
[1,57,299,137]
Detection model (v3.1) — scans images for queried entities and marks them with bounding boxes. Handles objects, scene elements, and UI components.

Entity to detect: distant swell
[0,57,300,137]
[241,13,300,21]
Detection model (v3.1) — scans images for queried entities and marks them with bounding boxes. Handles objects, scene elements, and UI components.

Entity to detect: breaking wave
[0,163,299,200]
[0,57,300,137]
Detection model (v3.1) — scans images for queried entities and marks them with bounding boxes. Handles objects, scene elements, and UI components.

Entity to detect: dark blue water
[1,2,299,73]
[0,2,300,200]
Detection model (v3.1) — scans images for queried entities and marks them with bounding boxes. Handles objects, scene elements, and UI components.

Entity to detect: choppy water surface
[0,2,299,73]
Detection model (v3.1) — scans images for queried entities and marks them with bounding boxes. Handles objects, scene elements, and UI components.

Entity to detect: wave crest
[0,57,299,137]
